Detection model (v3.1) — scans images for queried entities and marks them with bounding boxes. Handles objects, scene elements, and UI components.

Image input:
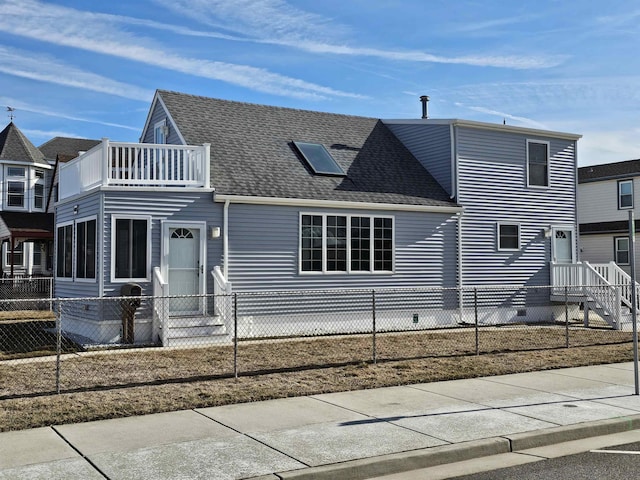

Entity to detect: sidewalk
[2,362,640,480]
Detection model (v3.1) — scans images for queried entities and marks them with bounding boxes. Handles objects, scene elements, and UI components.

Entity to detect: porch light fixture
[543,227,552,238]
[73,205,78,215]
[210,226,221,239]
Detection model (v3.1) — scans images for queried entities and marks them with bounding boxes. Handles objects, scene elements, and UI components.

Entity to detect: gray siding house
[54,90,583,345]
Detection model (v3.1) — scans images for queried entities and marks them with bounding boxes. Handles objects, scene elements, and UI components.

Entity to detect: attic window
[293,141,345,176]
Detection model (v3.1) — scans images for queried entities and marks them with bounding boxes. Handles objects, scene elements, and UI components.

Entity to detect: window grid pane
[350,217,371,271]
[301,215,323,271]
[374,217,393,271]
[326,216,347,271]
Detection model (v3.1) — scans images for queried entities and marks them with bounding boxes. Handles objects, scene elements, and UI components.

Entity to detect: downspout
[99,193,104,297]
[223,199,230,279]
[450,124,464,320]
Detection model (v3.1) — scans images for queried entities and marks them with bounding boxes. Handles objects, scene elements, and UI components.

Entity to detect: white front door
[552,227,575,263]
[164,223,206,314]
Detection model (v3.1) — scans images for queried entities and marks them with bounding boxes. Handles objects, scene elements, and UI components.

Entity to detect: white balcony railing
[59,139,210,199]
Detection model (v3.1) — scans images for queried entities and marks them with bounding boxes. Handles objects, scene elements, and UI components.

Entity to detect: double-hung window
[113,217,150,280]
[498,223,520,251]
[56,223,73,278]
[300,214,393,273]
[76,218,96,279]
[618,180,633,209]
[34,169,45,210]
[6,166,25,208]
[615,237,630,265]
[5,242,24,267]
[527,140,549,187]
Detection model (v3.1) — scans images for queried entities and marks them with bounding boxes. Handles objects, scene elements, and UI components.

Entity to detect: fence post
[565,285,569,348]
[233,293,238,381]
[474,287,479,355]
[372,290,377,365]
[56,301,62,394]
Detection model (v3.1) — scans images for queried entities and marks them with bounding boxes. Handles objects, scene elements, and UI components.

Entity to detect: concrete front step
[164,314,229,347]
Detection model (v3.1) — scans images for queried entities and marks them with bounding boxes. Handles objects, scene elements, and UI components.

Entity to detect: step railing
[153,267,169,346]
[211,267,233,329]
[590,261,640,310]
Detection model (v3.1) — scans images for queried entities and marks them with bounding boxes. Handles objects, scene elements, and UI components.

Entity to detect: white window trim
[3,241,25,269]
[55,220,74,281]
[154,119,167,145]
[526,139,550,189]
[615,236,630,265]
[618,179,634,210]
[110,215,152,283]
[75,215,98,283]
[298,212,395,275]
[497,222,521,251]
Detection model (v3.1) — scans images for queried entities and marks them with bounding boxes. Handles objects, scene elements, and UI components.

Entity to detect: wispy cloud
[579,128,640,166]
[0,46,153,101]
[0,98,140,132]
[448,14,541,33]
[152,0,565,69]
[0,0,363,100]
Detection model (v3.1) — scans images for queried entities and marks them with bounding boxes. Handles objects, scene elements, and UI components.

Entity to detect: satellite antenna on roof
[6,107,15,121]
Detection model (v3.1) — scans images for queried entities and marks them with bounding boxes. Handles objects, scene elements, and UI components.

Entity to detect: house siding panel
[385,123,452,195]
[102,191,221,296]
[225,203,458,292]
[141,102,182,145]
[456,127,577,287]
[54,192,102,298]
[578,179,638,224]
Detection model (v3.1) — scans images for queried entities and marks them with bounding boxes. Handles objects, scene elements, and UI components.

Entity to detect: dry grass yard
[0,324,634,432]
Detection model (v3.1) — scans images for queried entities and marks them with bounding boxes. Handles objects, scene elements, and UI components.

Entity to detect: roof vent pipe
[420,95,429,119]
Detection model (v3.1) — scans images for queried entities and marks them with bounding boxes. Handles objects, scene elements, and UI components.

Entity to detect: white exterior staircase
[152,267,233,347]
[551,261,638,330]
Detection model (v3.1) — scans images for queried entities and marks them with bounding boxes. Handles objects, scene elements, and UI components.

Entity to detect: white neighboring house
[578,159,640,274]
[0,122,99,277]
[0,122,53,277]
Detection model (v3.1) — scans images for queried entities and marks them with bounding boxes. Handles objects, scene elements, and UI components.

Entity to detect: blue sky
[0,0,638,166]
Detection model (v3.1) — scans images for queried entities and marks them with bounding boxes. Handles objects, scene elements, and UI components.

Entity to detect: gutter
[214,194,462,214]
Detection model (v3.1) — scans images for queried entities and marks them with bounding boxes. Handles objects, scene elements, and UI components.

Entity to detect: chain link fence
[0,285,634,400]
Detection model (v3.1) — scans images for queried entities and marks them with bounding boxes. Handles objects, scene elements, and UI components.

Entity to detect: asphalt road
[450,441,640,480]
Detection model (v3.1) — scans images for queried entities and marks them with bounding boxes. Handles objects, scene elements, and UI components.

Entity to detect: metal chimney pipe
[420,95,429,119]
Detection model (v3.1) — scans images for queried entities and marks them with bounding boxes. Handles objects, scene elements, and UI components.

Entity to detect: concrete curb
[263,415,640,480]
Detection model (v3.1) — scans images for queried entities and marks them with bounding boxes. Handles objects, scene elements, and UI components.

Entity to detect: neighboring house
[578,159,640,272]
[0,122,54,277]
[54,90,582,345]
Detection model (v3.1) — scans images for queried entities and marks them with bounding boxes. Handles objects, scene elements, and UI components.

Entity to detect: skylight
[293,141,345,176]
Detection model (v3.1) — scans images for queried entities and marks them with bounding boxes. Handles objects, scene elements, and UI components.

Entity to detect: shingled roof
[0,122,47,165]
[157,90,457,208]
[39,136,100,161]
[578,159,640,183]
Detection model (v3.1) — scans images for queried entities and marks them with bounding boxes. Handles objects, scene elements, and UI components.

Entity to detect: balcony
[59,139,210,200]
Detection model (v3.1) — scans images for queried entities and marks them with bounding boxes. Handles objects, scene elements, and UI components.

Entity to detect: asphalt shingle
[0,123,47,165]
[158,90,457,208]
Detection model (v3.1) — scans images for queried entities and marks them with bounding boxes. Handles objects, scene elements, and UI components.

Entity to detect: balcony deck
[59,139,210,199]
